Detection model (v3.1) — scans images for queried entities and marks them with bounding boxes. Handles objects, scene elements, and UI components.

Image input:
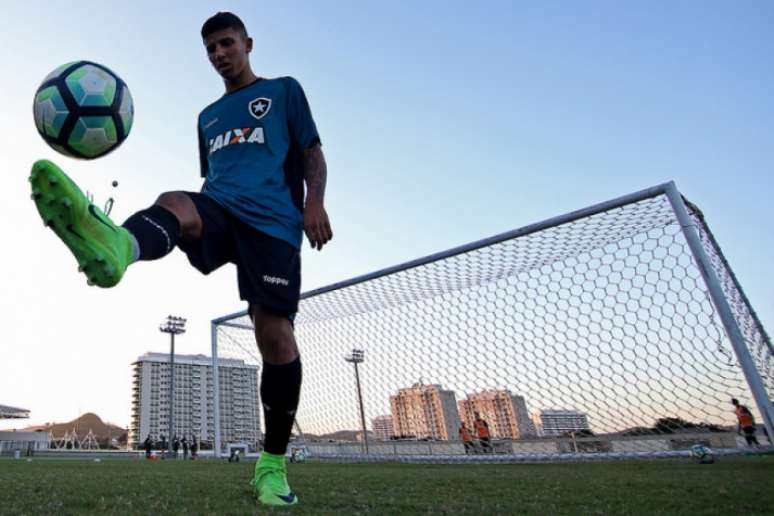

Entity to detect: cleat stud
[62,198,72,208]
[31,192,42,201]
[47,175,58,185]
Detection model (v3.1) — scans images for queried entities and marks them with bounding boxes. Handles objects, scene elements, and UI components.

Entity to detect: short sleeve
[283,77,320,150]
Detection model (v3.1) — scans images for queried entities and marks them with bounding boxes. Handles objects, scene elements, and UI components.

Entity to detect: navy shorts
[177,192,301,316]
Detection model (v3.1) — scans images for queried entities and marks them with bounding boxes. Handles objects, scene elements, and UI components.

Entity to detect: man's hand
[304,200,332,250]
[302,144,332,250]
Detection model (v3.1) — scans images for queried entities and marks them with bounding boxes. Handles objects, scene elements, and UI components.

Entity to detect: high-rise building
[371,415,394,441]
[531,411,544,437]
[458,390,536,439]
[537,409,590,436]
[390,383,459,440]
[130,353,261,449]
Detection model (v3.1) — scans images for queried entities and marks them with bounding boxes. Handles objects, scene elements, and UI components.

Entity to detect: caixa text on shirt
[208,127,265,155]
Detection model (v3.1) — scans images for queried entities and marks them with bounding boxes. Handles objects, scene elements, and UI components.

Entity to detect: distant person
[474,413,492,453]
[160,434,167,459]
[191,436,199,460]
[143,434,152,459]
[182,436,189,460]
[459,422,475,454]
[732,398,759,446]
[173,436,180,459]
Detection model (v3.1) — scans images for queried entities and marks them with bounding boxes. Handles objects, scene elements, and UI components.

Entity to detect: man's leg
[122,191,201,260]
[745,428,759,446]
[250,306,301,507]
[29,160,201,287]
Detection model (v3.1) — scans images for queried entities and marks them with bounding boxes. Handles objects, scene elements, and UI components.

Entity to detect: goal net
[211,182,773,460]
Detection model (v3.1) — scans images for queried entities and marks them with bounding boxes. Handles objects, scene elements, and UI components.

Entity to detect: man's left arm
[303,143,332,250]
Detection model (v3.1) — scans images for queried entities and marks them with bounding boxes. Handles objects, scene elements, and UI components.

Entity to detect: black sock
[122,205,181,261]
[261,357,302,455]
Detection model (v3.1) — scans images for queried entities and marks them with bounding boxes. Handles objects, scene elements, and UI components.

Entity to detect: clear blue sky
[0,1,772,428]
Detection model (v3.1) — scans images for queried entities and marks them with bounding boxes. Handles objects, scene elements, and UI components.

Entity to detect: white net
[213,184,773,460]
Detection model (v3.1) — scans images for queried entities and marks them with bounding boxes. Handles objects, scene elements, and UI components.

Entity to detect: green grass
[1,456,772,515]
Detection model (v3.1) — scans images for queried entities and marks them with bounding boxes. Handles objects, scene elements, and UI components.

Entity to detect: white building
[371,415,394,441]
[130,353,261,450]
[537,409,590,436]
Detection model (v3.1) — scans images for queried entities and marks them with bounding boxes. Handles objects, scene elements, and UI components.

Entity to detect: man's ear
[245,36,253,53]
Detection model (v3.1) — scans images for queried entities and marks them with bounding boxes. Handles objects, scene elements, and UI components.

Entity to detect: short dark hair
[731,398,739,405]
[201,12,247,39]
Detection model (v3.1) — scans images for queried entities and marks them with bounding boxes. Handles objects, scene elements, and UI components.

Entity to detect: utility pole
[345,349,368,454]
[160,315,186,454]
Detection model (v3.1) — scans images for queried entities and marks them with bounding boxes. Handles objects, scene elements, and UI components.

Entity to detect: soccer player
[473,412,492,453]
[459,421,475,454]
[732,398,759,446]
[143,434,152,459]
[29,11,331,507]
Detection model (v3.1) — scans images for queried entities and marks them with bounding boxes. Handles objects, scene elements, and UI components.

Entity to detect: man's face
[204,28,252,80]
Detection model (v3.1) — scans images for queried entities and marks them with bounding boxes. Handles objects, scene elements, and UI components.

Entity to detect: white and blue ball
[690,444,714,464]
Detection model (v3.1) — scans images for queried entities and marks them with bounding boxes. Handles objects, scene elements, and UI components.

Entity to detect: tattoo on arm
[303,144,327,204]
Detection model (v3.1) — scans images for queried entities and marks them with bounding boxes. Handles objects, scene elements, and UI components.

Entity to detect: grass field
[1,456,773,515]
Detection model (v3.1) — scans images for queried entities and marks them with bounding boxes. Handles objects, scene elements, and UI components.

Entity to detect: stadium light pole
[160,315,186,454]
[344,349,369,454]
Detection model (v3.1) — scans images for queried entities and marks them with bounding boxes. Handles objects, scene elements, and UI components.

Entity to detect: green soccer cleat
[250,452,298,507]
[29,159,133,288]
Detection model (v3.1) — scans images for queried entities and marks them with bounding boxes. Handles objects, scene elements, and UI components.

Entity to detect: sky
[0,0,772,430]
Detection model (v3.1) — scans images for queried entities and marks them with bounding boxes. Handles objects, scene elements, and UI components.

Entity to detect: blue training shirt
[197,77,320,249]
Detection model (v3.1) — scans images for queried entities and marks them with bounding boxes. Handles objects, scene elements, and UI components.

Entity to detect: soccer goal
[211,182,773,461]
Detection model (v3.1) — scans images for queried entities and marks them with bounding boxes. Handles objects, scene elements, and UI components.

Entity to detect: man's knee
[254,312,292,344]
[251,307,298,363]
[155,191,201,238]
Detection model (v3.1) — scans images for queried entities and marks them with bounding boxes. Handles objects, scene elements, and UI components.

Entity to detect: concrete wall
[306,431,762,457]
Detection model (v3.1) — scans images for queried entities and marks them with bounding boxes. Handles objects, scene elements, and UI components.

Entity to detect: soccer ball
[33,61,134,159]
[690,444,714,464]
[289,448,306,463]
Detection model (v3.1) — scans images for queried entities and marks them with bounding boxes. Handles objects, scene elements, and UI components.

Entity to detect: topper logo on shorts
[208,127,265,155]
[263,275,290,286]
[249,97,272,120]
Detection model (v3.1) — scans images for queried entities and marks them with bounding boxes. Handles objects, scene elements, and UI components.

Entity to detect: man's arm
[303,143,332,250]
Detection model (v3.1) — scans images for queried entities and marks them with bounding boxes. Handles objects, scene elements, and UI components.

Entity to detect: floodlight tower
[160,315,186,453]
[344,348,369,454]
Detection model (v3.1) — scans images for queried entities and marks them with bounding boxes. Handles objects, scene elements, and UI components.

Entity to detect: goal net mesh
[213,186,772,459]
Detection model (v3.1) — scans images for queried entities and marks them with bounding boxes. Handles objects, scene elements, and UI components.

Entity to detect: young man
[143,434,152,459]
[732,398,759,446]
[473,412,492,453]
[459,421,475,454]
[29,11,330,507]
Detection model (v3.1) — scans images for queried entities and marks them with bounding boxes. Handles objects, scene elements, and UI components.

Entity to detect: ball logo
[249,97,272,120]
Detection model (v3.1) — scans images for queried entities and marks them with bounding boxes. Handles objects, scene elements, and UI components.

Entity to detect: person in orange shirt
[732,398,759,446]
[473,413,492,453]
[459,422,475,454]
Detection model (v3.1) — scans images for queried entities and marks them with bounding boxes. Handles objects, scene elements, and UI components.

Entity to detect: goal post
[663,183,774,436]
[211,182,773,460]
